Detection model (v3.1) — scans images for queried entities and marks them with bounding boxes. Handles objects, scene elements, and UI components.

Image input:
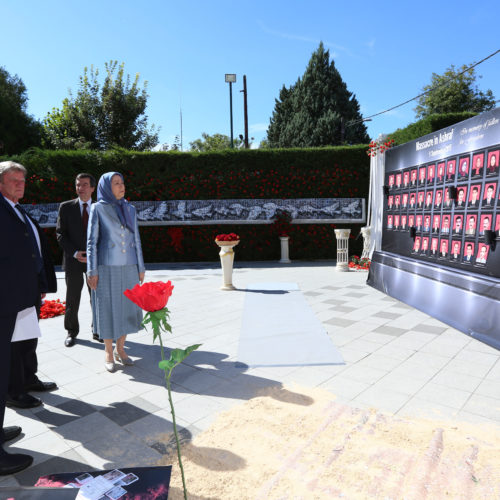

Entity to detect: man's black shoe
[6,394,42,409]
[0,451,33,475]
[93,333,104,343]
[65,335,76,347]
[3,426,21,442]
[25,380,57,392]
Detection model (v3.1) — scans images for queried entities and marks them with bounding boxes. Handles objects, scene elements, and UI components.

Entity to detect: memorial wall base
[367,250,500,351]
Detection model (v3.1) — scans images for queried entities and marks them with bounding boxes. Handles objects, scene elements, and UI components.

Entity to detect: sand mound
[159,385,500,499]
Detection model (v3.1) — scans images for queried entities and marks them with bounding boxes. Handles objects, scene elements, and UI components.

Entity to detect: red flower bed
[40,299,66,319]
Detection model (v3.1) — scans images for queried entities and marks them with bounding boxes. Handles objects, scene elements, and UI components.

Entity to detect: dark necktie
[15,204,43,274]
[82,202,89,231]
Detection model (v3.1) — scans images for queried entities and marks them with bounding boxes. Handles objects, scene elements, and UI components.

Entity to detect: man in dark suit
[56,174,101,347]
[0,161,55,474]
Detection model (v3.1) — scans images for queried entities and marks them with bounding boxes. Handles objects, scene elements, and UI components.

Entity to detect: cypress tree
[267,43,369,147]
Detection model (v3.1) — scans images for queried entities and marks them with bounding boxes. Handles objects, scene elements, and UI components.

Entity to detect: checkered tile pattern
[2,262,499,488]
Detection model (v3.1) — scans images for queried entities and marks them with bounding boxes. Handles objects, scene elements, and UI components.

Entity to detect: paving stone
[100,400,154,427]
[325,317,357,327]
[322,298,348,305]
[372,311,403,320]
[372,325,408,337]
[412,323,447,334]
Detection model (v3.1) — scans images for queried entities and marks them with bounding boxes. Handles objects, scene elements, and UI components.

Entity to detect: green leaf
[159,359,175,371]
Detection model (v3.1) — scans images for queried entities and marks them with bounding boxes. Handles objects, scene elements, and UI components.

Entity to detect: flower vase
[215,240,239,290]
[279,236,291,263]
[334,229,351,272]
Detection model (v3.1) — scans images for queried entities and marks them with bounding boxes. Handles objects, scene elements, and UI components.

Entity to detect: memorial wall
[368,108,500,349]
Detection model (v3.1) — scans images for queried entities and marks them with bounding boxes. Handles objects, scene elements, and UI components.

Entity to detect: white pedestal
[216,240,239,290]
[361,226,371,260]
[334,229,351,272]
[279,236,291,263]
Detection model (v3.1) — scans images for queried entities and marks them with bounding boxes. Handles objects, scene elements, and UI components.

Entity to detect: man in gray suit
[56,174,102,347]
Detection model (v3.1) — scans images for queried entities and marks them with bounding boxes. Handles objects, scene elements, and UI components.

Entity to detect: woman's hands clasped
[87,275,99,290]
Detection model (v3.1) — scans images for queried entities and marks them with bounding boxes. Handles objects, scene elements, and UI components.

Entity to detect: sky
[2,0,499,150]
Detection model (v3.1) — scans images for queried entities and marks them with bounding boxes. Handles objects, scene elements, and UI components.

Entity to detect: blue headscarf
[97,172,135,233]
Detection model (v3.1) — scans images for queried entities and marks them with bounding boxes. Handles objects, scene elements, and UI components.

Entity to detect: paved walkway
[1,261,499,488]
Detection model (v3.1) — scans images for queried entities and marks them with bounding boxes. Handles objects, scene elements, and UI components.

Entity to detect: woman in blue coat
[87,172,145,372]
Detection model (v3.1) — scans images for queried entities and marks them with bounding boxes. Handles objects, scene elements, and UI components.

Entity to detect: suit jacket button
[121,225,124,229]
[122,249,126,253]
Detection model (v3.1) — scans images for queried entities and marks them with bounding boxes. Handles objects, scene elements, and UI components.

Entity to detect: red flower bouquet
[40,299,66,319]
[349,255,371,271]
[215,232,240,241]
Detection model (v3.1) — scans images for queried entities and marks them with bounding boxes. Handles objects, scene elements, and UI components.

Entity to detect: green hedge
[390,112,477,145]
[4,146,369,262]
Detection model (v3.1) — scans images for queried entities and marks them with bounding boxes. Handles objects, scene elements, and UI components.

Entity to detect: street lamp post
[225,74,236,148]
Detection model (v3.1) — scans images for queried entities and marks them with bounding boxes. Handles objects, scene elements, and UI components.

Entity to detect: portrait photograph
[436,162,445,183]
[441,215,451,234]
[471,153,484,179]
[423,215,431,232]
[394,214,400,229]
[474,243,489,265]
[387,215,393,229]
[394,194,401,209]
[486,150,500,176]
[453,214,463,235]
[408,214,415,228]
[438,239,449,258]
[446,159,456,182]
[479,214,492,237]
[468,184,482,209]
[465,214,477,237]
[387,195,394,210]
[455,186,467,209]
[410,168,418,186]
[412,237,421,253]
[480,182,496,209]
[450,240,461,261]
[402,192,409,208]
[417,191,425,208]
[495,214,500,237]
[401,214,407,230]
[427,163,435,184]
[458,157,469,180]
[403,170,410,187]
[409,192,416,208]
[432,215,440,233]
[424,190,433,209]
[419,166,427,185]
[388,174,395,189]
[416,214,423,231]
[395,173,402,189]
[421,237,429,255]
[443,188,453,208]
[463,242,475,263]
[434,189,443,208]
[429,237,439,257]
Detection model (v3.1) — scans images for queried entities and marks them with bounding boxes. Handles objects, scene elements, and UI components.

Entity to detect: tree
[189,132,243,152]
[414,64,496,119]
[43,61,159,151]
[0,66,41,155]
[266,43,369,148]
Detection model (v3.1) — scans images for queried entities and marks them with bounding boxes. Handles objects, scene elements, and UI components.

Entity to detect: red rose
[124,281,174,312]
